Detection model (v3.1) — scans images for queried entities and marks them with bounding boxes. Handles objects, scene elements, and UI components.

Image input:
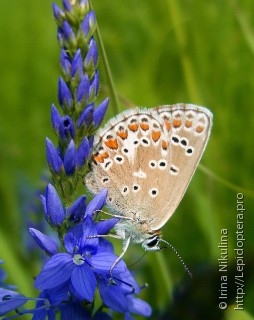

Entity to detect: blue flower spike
[0,0,153,318]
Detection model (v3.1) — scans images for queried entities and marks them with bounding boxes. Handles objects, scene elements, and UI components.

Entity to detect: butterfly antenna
[160,239,193,279]
[127,251,147,269]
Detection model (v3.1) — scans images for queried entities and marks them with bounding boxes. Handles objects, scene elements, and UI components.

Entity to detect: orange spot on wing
[140,123,149,131]
[164,120,171,131]
[173,119,182,128]
[196,125,204,133]
[162,140,168,150]
[116,131,128,140]
[105,139,118,150]
[185,120,192,128]
[93,155,104,163]
[152,130,161,142]
[128,123,139,132]
[101,152,109,158]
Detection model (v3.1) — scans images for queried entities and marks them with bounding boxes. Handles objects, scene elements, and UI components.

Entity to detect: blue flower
[76,74,90,105]
[46,137,91,176]
[98,274,152,319]
[29,228,59,256]
[58,77,73,110]
[93,98,109,127]
[0,288,28,317]
[89,70,99,100]
[71,49,83,78]
[40,183,65,226]
[34,216,127,302]
[85,37,98,70]
[51,104,76,141]
[80,10,96,38]
[46,137,63,174]
[77,103,94,128]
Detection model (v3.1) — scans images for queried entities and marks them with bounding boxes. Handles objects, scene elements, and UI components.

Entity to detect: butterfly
[85,104,212,256]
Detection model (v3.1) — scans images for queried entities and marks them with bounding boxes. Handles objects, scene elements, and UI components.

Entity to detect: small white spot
[133,169,147,179]
[149,188,159,198]
[185,147,194,156]
[170,165,179,175]
[149,160,157,169]
[114,155,124,164]
[158,160,167,170]
[121,186,129,196]
[132,184,140,193]
[141,137,150,146]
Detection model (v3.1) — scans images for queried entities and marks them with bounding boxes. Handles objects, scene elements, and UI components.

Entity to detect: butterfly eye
[145,236,160,250]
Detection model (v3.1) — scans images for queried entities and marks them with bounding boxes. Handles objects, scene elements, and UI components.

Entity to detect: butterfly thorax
[114,218,162,251]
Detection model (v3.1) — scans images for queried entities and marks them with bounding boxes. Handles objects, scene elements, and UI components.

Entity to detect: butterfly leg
[94,209,134,221]
[86,234,124,240]
[110,236,131,277]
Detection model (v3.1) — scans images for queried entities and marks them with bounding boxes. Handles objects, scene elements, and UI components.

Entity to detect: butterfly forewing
[150,104,212,229]
[85,104,212,232]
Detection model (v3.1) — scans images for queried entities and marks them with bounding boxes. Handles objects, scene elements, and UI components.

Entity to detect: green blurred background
[0,0,253,319]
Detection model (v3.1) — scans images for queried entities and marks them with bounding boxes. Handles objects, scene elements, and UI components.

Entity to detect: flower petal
[82,216,99,251]
[81,10,96,36]
[76,74,89,104]
[29,228,58,255]
[98,279,128,313]
[64,217,98,254]
[77,103,94,128]
[46,183,65,226]
[127,296,152,317]
[93,97,109,127]
[51,103,62,131]
[71,49,83,78]
[71,265,96,301]
[77,136,90,168]
[0,288,28,316]
[46,138,63,174]
[90,251,126,274]
[34,253,74,290]
[63,140,77,175]
[85,188,107,217]
[67,195,87,222]
[60,301,91,320]
[58,77,73,110]
[96,218,119,235]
